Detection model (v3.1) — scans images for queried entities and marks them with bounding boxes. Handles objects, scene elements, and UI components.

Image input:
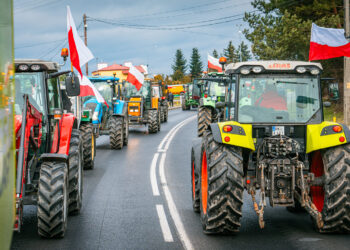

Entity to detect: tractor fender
[306,121,350,153]
[209,122,255,151]
[191,138,202,175]
[40,153,68,163]
[57,114,76,156]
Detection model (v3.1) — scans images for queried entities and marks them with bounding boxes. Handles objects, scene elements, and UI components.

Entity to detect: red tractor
[14,59,83,238]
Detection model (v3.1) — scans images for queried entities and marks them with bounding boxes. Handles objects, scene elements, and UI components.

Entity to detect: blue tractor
[79,76,128,168]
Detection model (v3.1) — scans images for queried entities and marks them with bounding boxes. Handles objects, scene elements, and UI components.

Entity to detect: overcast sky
[14,0,254,75]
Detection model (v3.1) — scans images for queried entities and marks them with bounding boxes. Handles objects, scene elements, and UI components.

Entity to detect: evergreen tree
[212,49,219,58]
[172,49,187,81]
[189,48,203,79]
[223,41,238,63]
[236,41,252,62]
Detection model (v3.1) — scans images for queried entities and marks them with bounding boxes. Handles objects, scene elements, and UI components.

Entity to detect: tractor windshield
[208,80,226,99]
[124,80,151,99]
[152,85,161,98]
[93,81,112,102]
[15,72,46,115]
[238,74,320,123]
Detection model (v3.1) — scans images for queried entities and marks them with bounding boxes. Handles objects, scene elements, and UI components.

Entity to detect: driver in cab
[255,83,287,111]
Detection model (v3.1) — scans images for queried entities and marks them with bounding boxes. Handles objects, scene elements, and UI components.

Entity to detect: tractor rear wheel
[109,116,124,149]
[164,106,168,122]
[148,110,158,133]
[310,146,350,233]
[198,107,212,137]
[191,148,200,213]
[80,123,95,170]
[200,130,244,234]
[37,162,68,238]
[158,111,161,131]
[123,115,129,146]
[160,109,165,123]
[68,129,83,215]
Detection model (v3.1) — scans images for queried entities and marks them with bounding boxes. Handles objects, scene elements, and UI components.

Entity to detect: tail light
[333,125,342,133]
[223,125,233,132]
[204,94,208,98]
[161,96,165,100]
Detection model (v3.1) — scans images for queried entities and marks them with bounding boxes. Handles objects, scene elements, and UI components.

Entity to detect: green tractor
[197,73,229,136]
[181,80,202,111]
[191,60,350,234]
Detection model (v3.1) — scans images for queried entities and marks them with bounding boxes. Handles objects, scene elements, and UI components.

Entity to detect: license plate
[272,126,284,135]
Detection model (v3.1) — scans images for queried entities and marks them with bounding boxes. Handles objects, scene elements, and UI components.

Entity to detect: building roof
[92,64,146,74]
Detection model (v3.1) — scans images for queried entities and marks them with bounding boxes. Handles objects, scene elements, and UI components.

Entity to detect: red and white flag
[67,6,93,77]
[208,54,222,72]
[309,23,350,61]
[126,65,144,91]
[78,75,108,106]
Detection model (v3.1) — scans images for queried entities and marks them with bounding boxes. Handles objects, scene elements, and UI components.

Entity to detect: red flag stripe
[309,41,350,61]
[208,61,222,72]
[68,27,83,77]
[126,73,143,91]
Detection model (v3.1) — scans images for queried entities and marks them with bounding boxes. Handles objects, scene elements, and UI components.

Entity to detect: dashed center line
[150,115,195,249]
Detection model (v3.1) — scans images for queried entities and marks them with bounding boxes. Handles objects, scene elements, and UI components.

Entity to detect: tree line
[170,41,251,83]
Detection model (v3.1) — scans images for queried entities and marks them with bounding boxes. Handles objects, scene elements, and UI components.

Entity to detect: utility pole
[84,14,88,75]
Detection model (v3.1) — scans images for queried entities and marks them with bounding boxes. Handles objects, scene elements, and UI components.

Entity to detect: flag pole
[344,0,350,125]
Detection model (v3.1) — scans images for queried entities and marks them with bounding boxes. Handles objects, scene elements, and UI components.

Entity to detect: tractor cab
[152,81,168,123]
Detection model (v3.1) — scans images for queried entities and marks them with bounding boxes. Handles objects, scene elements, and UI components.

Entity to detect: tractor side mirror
[215,102,226,109]
[165,85,168,89]
[65,76,80,96]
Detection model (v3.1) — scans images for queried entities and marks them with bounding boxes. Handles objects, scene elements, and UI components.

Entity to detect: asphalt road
[11,108,350,250]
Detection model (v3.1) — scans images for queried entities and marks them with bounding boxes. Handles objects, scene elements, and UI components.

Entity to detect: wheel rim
[310,150,325,212]
[91,133,95,161]
[192,161,195,200]
[201,151,208,214]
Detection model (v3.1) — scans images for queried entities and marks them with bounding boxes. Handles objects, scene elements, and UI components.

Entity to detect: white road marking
[157,116,196,250]
[159,153,167,185]
[150,153,160,196]
[156,204,174,242]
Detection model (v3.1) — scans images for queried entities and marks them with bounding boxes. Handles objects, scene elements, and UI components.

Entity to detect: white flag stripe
[208,54,221,68]
[129,65,145,84]
[78,75,106,104]
[310,23,348,47]
[67,6,94,68]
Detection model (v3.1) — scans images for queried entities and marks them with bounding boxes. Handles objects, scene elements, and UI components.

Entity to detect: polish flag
[67,6,93,77]
[126,65,144,91]
[309,23,350,61]
[78,75,108,107]
[208,54,222,72]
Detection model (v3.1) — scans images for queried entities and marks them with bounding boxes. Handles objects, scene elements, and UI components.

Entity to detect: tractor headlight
[310,68,320,75]
[18,64,29,71]
[92,111,99,121]
[30,64,41,71]
[240,68,250,75]
[252,66,263,73]
[296,67,306,73]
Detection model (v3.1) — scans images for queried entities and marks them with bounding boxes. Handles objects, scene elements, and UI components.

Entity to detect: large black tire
[148,110,158,133]
[198,107,212,137]
[109,116,124,149]
[200,131,244,234]
[191,147,200,213]
[123,114,129,146]
[160,109,165,123]
[312,146,350,233]
[37,162,68,238]
[80,123,95,170]
[157,111,161,131]
[164,107,168,122]
[68,129,83,215]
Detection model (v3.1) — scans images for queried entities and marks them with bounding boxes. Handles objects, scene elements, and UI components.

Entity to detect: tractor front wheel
[200,131,244,234]
[123,114,129,146]
[37,162,68,238]
[109,116,124,149]
[310,146,350,233]
[80,123,95,170]
[68,129,83,215]
[148,110,158,133]
[198,107,212,137]
[164,107,168,122]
